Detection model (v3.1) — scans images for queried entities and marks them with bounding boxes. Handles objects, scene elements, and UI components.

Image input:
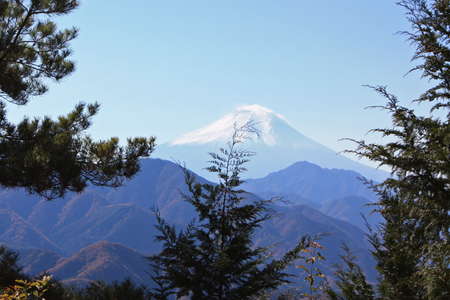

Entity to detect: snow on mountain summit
[157,104,389,181]
[171,104,293,146]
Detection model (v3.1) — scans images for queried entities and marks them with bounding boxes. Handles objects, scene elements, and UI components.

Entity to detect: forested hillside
[0,0,448,299]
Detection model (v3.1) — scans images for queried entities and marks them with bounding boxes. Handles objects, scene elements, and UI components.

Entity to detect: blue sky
[7,1,430,158]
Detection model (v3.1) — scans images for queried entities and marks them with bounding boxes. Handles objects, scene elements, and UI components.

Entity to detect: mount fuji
[155,104,388,181]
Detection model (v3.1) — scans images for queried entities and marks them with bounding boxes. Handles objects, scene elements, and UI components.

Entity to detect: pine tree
[338,0,450,299]
[150,125,313,300]
[0,0,155,199]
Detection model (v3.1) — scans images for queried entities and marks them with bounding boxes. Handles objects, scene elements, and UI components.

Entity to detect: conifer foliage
[333,0,449,299]
[0,246,27,290]
[0,0,155,199]
[150,125,313,300]
[0,0,77,105]
[326,245,375,300]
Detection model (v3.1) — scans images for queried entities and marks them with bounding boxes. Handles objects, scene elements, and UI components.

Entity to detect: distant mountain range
[243,161,382,229]
[0,209,62,253]
[46,241,151,287]
[0,158,380,286]
[243,161,376,204]
[155,104,389,181]
[15,241,151,287]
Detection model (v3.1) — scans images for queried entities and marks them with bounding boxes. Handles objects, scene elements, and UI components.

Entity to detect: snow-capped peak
[170,104,291,146]
[160,104,389,181]
[236,104,285,119]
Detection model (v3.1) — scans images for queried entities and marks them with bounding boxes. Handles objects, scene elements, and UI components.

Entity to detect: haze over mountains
[0,104,385,287]
[243,161,381,230]
[156,104,388,181]
[0,157,379,286]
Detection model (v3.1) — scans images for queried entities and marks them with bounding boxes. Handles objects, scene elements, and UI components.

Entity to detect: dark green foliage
[0,245,28,289]
[398,0,450,110]
[367,188,426,300]
[0,247,71,299]
[150,127,313,300]
[41,278,77,300]
[0,102,155,199]
[352,87,449,249]
[0,0,155,199]
[149,263,175,300]
[0,0,78,105]
[340,0,450,299]
[352,88,450,299]
[75,280,149,300]
[0,248,151,299]
[326,245,375,300]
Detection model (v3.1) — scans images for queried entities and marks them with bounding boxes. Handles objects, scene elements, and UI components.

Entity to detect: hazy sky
[7,1,430,157]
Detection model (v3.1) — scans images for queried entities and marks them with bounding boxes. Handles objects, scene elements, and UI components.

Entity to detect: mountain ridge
[156,104,389,181]
[243,161,381,230]
[0,158,378,285]
[46,241,151,287]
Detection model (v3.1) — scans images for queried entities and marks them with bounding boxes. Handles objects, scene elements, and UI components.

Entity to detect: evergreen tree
[0,246,28,289]
[150,125,313,300]
[334,0,450,299]
[0,0,155,199]
[326,245,375,300]
[77,280,150,300]
[367,187,426,300]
